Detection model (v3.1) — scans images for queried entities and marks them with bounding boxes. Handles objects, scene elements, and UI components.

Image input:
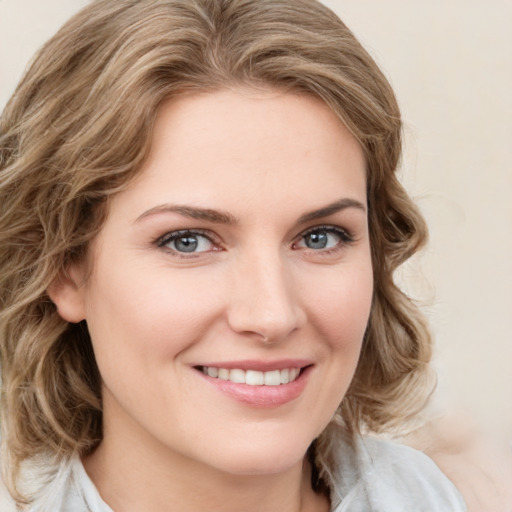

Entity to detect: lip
[193,360,314,408]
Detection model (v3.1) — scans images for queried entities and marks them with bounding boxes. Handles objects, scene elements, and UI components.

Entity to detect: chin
[197,433,314,477]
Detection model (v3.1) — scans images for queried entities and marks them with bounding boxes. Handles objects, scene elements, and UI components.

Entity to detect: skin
[50,88,373,512]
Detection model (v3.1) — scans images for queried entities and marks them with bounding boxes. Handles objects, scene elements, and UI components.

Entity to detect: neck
[83,419,329,512]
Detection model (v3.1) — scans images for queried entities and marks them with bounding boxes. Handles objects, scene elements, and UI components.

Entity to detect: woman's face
[60,89,373,476]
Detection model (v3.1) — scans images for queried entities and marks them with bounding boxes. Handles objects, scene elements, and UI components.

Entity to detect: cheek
[302,262,373,349]
[83,264,225,372]
[296,261,373,435]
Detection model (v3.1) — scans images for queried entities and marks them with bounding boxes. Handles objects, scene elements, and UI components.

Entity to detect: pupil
[306,232,327,249]
[175,236,198,252]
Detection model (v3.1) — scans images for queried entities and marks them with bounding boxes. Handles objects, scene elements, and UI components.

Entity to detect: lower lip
[197,366,312,408]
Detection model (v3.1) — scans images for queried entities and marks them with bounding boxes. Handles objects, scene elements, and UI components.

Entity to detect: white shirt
[1,435,466,511]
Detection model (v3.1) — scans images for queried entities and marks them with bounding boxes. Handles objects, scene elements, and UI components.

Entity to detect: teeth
[264,370,281,386]
[245,370,264,386]
[201,366,302,386]
[218,368,230,380]
[229,369,245,384]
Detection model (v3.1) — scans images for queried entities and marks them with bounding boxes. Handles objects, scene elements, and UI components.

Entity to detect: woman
[0,0,466,510]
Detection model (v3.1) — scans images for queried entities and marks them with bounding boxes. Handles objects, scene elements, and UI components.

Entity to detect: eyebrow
[135,204,238,224]
[297,198,367,224]
[134,197,366,225]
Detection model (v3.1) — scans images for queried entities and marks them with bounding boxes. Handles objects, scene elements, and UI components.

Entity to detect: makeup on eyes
[154,223,356,260]
[136,196,366,261]
[294,225,354,249]
[156,229,221,253]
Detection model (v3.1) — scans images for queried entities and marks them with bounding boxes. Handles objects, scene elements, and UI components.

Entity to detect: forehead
[150,88,362,162]
[107,88,367,223]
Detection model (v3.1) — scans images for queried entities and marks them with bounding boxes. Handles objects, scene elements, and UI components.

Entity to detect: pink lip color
[195,362,313,408]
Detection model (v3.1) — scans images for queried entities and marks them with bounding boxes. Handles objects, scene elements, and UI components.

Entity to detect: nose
[226,249,306,344]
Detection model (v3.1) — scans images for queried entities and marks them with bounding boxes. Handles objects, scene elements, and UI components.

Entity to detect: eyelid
[154,224,355,257]
[156,228,222,253]
[291,224,356,255]
[297,224,354,242]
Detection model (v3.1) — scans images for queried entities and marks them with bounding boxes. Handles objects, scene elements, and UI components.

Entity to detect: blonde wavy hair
[0,0,433,503]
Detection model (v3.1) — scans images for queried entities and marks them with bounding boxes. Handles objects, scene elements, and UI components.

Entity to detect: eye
[294,226,353,251]
[157,230,216,254]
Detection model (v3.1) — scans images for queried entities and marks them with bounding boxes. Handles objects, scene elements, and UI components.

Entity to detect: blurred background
[1,0,511,436]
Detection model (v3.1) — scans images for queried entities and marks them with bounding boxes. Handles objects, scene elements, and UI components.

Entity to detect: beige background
[1,0,511,435]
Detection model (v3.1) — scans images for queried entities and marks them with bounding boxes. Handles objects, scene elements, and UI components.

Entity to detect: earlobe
[47,267,87,323]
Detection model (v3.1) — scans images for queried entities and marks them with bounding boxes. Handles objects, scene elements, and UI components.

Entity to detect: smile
[200,366,301,386]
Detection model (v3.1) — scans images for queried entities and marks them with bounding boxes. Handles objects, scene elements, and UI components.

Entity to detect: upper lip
[193,359,314,372]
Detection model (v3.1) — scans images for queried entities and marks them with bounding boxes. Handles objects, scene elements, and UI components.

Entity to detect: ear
[47,265,87,323]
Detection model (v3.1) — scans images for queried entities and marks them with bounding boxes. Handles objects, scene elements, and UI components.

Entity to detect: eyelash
[156,229,220,256]
[155,225,354,258]
[294,225,355,254]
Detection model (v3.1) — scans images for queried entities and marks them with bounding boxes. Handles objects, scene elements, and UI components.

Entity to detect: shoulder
[360,436,464,494]
[359,435,450,476]
[0,454,91,512]
[0,476,16,512]
[329,434,467,511]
